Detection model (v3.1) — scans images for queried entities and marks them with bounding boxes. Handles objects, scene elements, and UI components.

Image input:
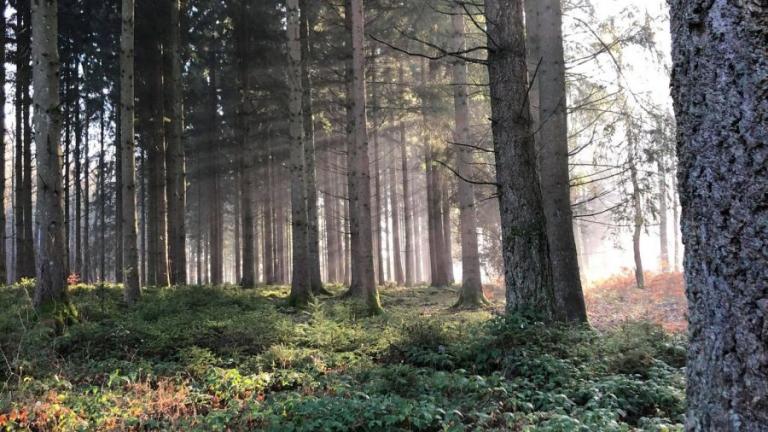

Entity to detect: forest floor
[1,279,686,431]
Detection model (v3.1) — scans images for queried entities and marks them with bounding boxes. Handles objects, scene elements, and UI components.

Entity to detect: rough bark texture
[287,0,312,307]
[31,0,70,312]
[451,6,487,308]
[121,0,141,303]
[298,0,325,294]
[669,1,768,430]
[535,0,586,322]
[485,0,556,319]
[343,0,381,314]
[164,0,187,286]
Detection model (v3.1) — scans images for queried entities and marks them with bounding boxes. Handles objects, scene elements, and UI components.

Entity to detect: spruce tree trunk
[113,89,123,283]
[74,74,83,277]
[400,100,415,287]
[389,135,404,286]
[287,0,312,306]
[163,0,187,286]
[371,61,384,285]
[31,0,69,311]
[98,106,106,281]
[206,45,222,286]
[535,0,586,322]
[0,0,6,284]
[440,173,454,284]
[628,122,645,289]
[299,0,325,294]
[19,0,35,280]
[83,116,90,282]
[657,151,670,273]
[235,0,255,288]
[343,0,381,313]
[451,5,486,307]
[264,145,276,285]
[485,0,556,319]
[670,1,768,428]
[121,0,141,302]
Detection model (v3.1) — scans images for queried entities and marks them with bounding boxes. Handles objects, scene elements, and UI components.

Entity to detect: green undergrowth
[0,283,686,431]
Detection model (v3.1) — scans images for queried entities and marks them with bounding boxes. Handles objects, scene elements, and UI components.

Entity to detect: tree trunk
[440,173,454,285]
[121,0,141,302]
[343,0,381,313]
[19,0,35,280]
[206,45,222,287]
[287,0,312,306]
[451,5,487,307]
[669,1,768,429]
[83,111,90,282]
[164,0,187,286]
[0,0,6,284]
[263,145,276,285]
[98,105,106,281]
[299,0,325,294]
[31,0,70,313]
[113,88,123,283]
[485,0,556,319]
[672,174,680,272]
[628,120,645,289]
[535,0,586,322]
[389,131,404,286]
[657,150,670,273]
[399,90,415,287]
[371,60,385,285]
[74,70,83,278]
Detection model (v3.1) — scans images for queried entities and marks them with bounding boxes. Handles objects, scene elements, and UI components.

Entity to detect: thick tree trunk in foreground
[287,0,312,307]
[121,0,141,303]
[669,1,768,429]
[485,0,556,319]
[164,0,187,286]
[343,0,381,314]
[535,0,586,322]
[451,6,487,308]
[31,0,70,312]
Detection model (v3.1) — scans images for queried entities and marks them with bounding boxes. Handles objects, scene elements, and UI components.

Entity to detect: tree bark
[669,1,768,429]
[451,5,487,308]
[657,148,670,273]
[287,0,312,306]
[0,0,6,284]
[20,0,35,280]
[485,0,556,319]
[121,0,141,303]
[389,129,404,286]
[31,0,70,312]
[399,87,415,287]
[627,119,645,289]
[299,0,325,294]
[343,0,382,313]
[164,0,187,286]
[535,0,586,322]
